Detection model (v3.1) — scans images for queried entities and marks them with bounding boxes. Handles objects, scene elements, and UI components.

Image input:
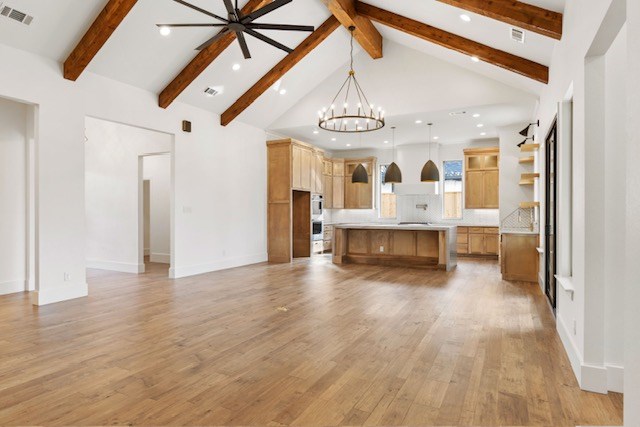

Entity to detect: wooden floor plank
[0,257,623,426]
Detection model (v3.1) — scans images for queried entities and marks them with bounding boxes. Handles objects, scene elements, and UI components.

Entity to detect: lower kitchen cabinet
[501,233,539,282]
[457,226,499,258]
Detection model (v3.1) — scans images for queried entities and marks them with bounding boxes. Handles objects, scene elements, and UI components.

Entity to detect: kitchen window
[443,160,463,219]
[379,164,397,219]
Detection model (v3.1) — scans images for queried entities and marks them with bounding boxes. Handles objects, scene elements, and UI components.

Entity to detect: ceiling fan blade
[244,28,293,53]
[196,28,230,50]
[222,0,238,20]
[171,0,228,23]
[236,31,252,59]
[157,23,228,27]
[247,23,314,32]
[241,0,293,24]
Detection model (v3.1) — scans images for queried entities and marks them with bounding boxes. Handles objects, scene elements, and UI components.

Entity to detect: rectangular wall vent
[204,87,219,96]
[511,27,525,44]
[0,4,34,25]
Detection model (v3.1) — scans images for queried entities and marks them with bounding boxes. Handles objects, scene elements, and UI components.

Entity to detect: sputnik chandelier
[317,26,385,133]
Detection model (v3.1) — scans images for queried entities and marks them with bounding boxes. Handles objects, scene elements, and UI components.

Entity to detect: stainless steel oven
[312,220,323,241]
[312,195,323,216]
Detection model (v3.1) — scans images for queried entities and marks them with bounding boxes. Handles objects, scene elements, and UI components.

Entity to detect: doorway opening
[544,119,558,311]
[84,116,174,277]
[0,96,36,296]
[140,153,171,274]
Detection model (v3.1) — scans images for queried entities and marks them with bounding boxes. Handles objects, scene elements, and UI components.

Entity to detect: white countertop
[333,223,457,232]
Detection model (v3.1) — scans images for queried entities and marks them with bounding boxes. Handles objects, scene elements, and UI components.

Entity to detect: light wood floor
[0,257,622,426]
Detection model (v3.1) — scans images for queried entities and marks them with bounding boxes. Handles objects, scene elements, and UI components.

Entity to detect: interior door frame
[545,117,558,312]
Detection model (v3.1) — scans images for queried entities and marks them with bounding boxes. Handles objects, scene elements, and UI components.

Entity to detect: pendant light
[318,26,385,133]
[384,127,402,183]
[421,123,440,182]
[352,133,369,184]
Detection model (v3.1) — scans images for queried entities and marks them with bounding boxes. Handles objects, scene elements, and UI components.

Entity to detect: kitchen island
[332,224,457,271]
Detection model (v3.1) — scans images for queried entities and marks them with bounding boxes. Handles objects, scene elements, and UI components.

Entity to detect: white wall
[144,154,171,264]
[0,42,267,305]
[625,0,640,423]
[535,0,627,394]
[0,97,27,295]
[498,123,536,225]
[85,117,171,273]
[603,27,626,386]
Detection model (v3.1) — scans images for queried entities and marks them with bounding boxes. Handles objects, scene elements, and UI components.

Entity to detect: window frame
[441,159,464,220]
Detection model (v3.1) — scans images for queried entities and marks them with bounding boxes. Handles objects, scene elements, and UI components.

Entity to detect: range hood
[393,182,439,195]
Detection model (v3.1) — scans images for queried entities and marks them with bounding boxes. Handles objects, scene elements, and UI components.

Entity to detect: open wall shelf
[519,156,535,164]
[520,201,540,208]
[521,143,541,152]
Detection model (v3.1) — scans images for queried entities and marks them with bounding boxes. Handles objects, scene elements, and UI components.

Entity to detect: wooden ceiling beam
[436,0,563,40]
[321,0,382,59]
[64,0,139,81]
[221,16,340,126]
[356,2,549,84]
[158,0,271,109]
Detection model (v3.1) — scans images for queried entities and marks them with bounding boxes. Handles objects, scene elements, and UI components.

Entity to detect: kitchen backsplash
[325,194,499,226]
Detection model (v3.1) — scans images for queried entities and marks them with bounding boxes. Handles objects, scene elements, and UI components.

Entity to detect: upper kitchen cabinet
[344,158,376,209]
[464,147,499,209]
[290,140,324,193]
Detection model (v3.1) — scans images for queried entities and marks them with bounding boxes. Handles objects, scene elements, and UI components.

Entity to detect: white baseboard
[31,282,88,306]
[557,316,622,394]
[606,364,624,393]
[557,315,584,388]
[581,363,608,394]
[0,279,26,295]
[169,253,267,279]
[86,259,144,274]
[150,252,170,264]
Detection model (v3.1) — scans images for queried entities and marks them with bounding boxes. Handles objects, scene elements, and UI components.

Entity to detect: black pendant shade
[352,163,369,184]
[384,162,402,184]
[421,160,440,182]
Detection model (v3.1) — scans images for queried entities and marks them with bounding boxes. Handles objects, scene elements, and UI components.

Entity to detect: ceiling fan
[157,0,314,58]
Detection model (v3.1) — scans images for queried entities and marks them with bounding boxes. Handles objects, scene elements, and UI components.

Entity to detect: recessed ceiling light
[471,56,480,63]
[477,123,484,128]
[415,120,423,124]
[232,63,241,71]
[472,113,480,118]
[460,14,471,22]
[433,136,439,140]
[159,26,171,36]
[279,89,287,95]
[480,132,487,136]
[346,143,351,147]
[331,138,337,141]
[313,130,319,134]
[384,140,389,144]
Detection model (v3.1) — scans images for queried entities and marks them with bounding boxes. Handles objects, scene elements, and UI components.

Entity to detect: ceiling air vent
[511,27,525,44]
[449,111,467,117]
[0,4,34,25]
[204,87,219,97]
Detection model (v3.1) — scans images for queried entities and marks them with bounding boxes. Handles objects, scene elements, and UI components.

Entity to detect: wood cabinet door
[483,170,499,208]
[465,171,484,209]
[332,160,344,176]
[300,148,312,190]
[469,233,485,254]
[332,176,344,209]
[357,179,373,209]
[315,154,323,193]
[292,145,301,189]
[484,234,499,255]
[323,175,333,208]
[344,177,358,209]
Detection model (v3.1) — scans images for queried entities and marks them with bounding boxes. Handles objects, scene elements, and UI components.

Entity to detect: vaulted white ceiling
[0,0,564,140]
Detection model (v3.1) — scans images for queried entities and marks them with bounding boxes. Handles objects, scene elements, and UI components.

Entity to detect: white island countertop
[333,223,457,232]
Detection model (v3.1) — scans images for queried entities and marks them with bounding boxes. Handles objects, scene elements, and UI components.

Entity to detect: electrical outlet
[379,246,384,252]
[64,273,71,282]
